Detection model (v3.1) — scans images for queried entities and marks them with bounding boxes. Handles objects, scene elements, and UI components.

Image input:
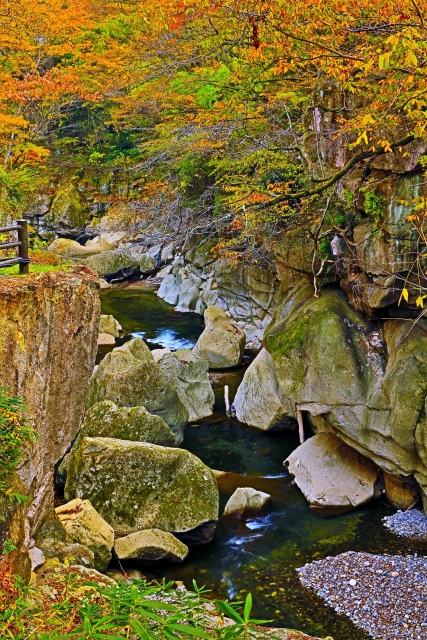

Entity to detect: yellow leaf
[416,295,427,308]
[362,114,375,125]
[406,51,418,67]
[399,287,409,305]
[356,130,369,146]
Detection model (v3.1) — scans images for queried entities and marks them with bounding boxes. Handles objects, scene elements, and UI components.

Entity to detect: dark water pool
[101,286,427,640]
[101,286,204,350]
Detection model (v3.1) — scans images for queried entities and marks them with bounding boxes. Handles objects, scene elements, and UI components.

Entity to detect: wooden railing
[0,220,29,274]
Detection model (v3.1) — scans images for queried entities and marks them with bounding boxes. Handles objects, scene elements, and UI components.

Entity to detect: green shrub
[0,387,38,494]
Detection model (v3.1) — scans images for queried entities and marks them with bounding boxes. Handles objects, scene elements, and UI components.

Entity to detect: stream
[100,285,427,640]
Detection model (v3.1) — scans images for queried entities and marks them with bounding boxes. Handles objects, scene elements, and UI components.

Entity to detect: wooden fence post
[17,219,29,274]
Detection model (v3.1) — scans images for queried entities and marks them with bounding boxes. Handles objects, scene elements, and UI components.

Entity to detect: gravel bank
[383,510,427,540]
[297,551,427,639]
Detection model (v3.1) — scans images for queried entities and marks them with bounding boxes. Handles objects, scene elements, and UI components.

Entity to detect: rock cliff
[0,267,100,537]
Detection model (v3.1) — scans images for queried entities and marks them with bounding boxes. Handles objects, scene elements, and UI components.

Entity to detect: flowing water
[100,285,427,640]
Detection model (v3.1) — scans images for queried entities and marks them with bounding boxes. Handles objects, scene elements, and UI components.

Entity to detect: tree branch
[252,134,415,210]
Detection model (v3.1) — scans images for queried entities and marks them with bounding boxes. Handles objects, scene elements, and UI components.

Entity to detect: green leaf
[214,600,244,624]
[243,594,252,622]
[138,601,178,611]
[131,584,139,602]
[130,619,151,639]
[166,623,213,638]
[136,608,163,623]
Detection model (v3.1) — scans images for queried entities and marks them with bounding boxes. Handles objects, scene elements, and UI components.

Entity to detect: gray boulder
[234,349,295,430]
[114,529,189,563]
[285,433,377,509]
[158,349,215,422]
[86,338,188,445]
[223,488,271,518]
[85,246,156,277]
[65,437,219,545]
[193,306,245,369]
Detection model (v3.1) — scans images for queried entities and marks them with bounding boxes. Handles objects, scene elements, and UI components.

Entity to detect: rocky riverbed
[297,551,427,640]
[383,510,427,540]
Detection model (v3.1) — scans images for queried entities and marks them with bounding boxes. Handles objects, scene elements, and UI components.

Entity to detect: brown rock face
[0,267,100,534]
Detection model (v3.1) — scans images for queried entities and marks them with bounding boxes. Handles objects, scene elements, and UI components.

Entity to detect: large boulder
[64,437,219,545]
[85,246,156,278]
[265,284,427,507]
[285,433,377,509]
[223,488,271,518]
[55,499,114,571]
[157,349,215,422]
[193,306,245,369]
[73,400,176,450]
[234,348,295,430]
[48,238,100,258]
[114,529,189,563]
[87,338,188,445]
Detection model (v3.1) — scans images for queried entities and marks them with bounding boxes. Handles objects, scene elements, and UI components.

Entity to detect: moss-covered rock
[185,238,217,268]
[46,183,87,234]
[0,473,31,583]
[64,437,219,544]
[86,338,188,445]
[265,283,427,507]
[157,349,214,422]
[74,400,176,450]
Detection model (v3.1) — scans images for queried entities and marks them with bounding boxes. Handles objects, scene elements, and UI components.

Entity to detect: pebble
[297,551,427,639]
[383,510,427,540]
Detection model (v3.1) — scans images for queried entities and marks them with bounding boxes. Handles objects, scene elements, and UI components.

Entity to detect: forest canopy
[2,0,427,261]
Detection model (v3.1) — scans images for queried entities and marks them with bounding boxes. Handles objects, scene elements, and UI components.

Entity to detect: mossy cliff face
[0,268,100,533]
[265,283,427,506]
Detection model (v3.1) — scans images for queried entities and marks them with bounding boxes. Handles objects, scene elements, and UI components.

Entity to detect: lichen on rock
[64,436,219,544]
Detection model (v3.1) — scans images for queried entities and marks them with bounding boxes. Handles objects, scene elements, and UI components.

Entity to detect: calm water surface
[101,286,427,640]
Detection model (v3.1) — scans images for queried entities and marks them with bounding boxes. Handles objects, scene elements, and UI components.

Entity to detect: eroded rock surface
[64,437,219,544]
[265,283,427,506]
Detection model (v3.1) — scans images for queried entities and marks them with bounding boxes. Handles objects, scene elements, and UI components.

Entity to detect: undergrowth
[0,569,279,640]
[0,387,37,495]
